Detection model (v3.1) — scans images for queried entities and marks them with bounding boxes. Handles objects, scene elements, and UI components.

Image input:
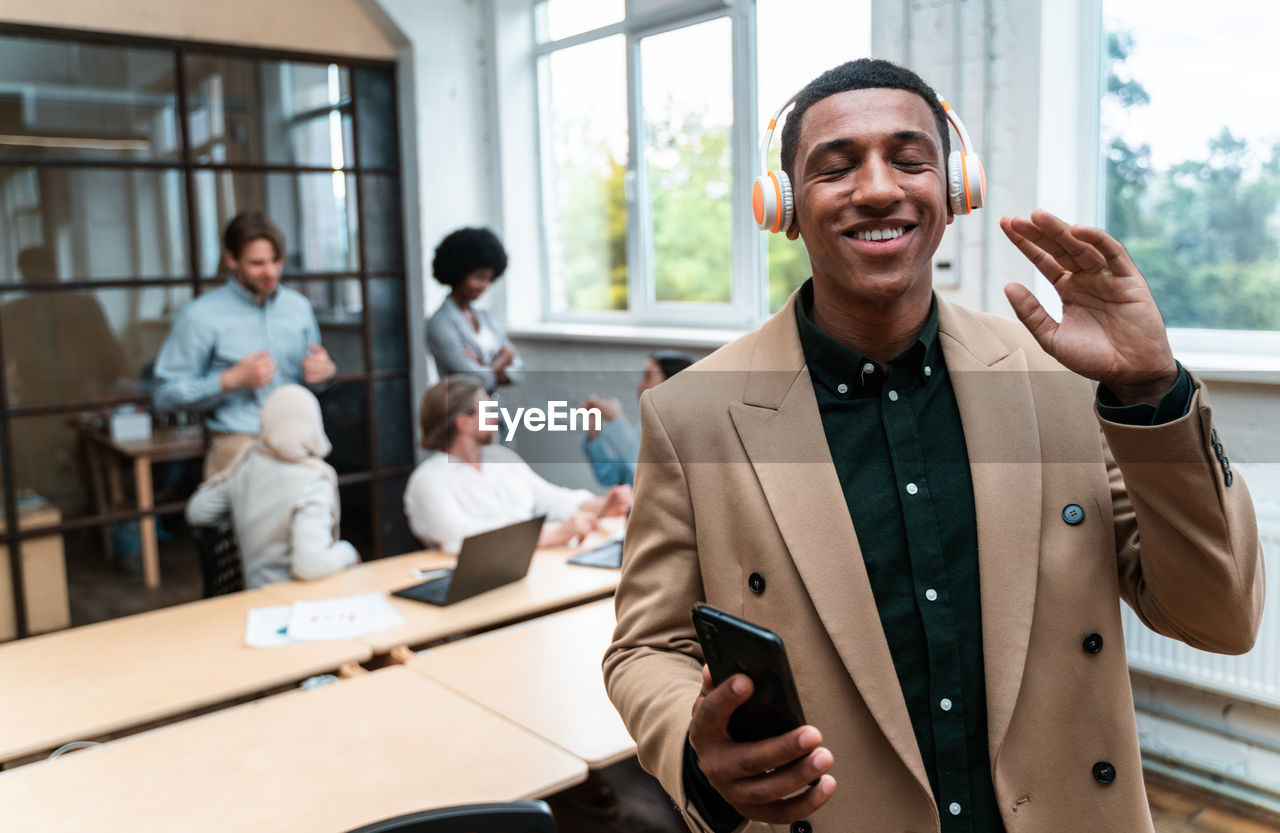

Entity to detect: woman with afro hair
[426,227,524,392]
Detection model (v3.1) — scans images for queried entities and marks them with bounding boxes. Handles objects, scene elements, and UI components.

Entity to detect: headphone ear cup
[775,170,794,234]
[752,171,794,233]
[947,150,986,215]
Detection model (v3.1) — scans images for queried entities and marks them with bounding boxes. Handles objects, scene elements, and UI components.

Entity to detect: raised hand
[301,344,337,385]
[1000,209,1178,405]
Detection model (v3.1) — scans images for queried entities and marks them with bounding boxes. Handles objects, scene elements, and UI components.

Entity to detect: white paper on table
[245,605,294,648]
[285,592,405,641]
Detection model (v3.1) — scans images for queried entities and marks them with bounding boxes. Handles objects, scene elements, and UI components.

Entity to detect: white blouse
[403,444,595,552]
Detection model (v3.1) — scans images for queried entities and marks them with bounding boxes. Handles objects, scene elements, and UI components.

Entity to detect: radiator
[1122,519,1280,709]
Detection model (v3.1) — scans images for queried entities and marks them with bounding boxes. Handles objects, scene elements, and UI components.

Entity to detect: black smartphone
[691,603,807,743]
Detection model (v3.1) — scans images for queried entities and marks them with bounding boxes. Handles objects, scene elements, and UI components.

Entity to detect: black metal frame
[0,23,413,638]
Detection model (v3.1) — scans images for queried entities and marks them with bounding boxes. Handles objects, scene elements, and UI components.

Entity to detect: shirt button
[940,698,953,711]
[1062,503,1085,525]
[905,482,918,495]
[924,365,932,377]
[925,588,938,602]
[837,383,848,394]
[748,572,766,594]
[888,390,899,402]
[862,362,875,375]
[949,802,962,816]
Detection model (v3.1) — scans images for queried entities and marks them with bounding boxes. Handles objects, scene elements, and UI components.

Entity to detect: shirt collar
[794,278,941,398]
[226,277,275,307]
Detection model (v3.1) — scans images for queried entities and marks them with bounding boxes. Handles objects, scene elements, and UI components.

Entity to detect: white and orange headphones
[750,90,986,234]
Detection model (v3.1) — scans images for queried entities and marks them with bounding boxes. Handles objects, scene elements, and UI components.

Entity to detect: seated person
[185,384,358,588]
[404,375,632,552]
[580,351,694,487]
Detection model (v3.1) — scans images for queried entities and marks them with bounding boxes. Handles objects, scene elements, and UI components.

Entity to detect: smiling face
[789,87,953,311]
[454,268,495,304]
[225,238,283,303]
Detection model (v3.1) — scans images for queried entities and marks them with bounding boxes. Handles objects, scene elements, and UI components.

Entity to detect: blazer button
[1092,761,1117,784]
[790,821,812,833]
[1062,504,1085,525]
[748,572,766,594]
[1083,633,1103,654]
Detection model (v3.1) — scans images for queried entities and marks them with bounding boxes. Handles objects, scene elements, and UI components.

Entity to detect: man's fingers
[689,673,753,745]
[737,774,837,824]
[1071,224,1138,276]
[728,746,834,806]
[1004,282,1058,354]
[723,725,824,780]
[1000,217,1069,284]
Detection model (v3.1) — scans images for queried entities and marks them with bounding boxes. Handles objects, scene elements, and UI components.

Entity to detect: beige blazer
[604,293,1263,833]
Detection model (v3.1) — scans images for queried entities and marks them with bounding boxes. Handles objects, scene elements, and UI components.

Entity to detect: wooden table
[0,588,371,766]
[260,534,623,654]
[407,598,635,768]
[80,426,205,588]
[0,666,587,833]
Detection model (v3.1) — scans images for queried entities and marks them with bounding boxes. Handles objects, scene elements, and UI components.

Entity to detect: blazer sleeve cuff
[682,737,747,833]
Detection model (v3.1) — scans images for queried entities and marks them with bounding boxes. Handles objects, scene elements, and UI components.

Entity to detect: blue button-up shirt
[153,280,322,434]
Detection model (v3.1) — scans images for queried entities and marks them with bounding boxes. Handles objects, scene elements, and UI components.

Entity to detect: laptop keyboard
[398,573,454,605]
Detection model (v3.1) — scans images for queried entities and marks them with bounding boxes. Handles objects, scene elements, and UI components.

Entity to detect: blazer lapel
[937,299,1043,761]
[728,296,932,800]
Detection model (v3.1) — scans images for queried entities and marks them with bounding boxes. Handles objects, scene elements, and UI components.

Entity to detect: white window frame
[1043,0,1280,379]
[530,0,763,330]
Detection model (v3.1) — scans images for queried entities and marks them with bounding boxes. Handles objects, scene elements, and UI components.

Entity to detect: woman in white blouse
[186,384,358,588]
[426,227,524,393]
[404,375,632,552]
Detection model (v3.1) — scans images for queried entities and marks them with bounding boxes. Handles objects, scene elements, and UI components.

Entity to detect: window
[0,28,412,637]
[1101,0,1280,338]
[533,0,873,327]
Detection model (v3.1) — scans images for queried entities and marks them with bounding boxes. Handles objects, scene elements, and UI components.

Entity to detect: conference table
[0,588,371,767]
[261,534,623,654]
[406,598,635,769]
[0,666,588,833]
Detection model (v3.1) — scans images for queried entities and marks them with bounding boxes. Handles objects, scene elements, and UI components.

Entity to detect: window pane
[320,380,369,475]
[642,18,733,304]
[2,283,193,407]
[353,65,397,169]
[338,481,373,557]
[192,170,358,275]
[278,277,365,374]
[376,475,417,556]
[361,174,404,273]
[0,166,188,282]
[375,378,413,469]
[369,277,408,372]
[538,0,624,42]
[542,36,628,312]
[184,55,352,168]
[756,0,872,312]
[1102,0,1280,331]
[0,35,180,162]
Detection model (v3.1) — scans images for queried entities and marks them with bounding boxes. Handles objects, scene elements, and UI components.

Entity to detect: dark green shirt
[684,280,1191,832]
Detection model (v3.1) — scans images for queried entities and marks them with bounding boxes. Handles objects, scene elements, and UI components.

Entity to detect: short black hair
[651,350,693,380]
[779,59,950,184]
[431,227,509,287]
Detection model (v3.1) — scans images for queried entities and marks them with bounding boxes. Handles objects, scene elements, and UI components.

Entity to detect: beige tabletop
[0,589,371,765]
[261,535,623,654]
[0,666,587,833]
[406,598,635,768]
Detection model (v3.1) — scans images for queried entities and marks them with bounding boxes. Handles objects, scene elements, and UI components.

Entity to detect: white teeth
[853,227,905,241]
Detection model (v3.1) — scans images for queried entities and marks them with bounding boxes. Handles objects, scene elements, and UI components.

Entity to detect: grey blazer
[426,295,525,391]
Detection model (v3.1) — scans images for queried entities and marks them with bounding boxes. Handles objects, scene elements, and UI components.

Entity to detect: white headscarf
[203,385,336,496]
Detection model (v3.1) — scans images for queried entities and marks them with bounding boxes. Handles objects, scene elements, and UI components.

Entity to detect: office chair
[192,522,244,597]
[343,800,556,833]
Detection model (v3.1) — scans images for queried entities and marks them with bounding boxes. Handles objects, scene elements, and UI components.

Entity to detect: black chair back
[343,800,555,833]
[192,522,244,597]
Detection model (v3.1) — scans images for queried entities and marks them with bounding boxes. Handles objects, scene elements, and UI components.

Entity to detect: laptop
[393,515,546,606]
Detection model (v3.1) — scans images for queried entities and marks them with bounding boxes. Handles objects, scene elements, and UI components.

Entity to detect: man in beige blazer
[603,59,1263,833]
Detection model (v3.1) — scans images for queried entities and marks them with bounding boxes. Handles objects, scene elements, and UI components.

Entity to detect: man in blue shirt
[154,212,337,477]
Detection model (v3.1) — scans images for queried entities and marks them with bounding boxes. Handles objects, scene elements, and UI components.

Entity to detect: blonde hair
[419,375,486,451]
